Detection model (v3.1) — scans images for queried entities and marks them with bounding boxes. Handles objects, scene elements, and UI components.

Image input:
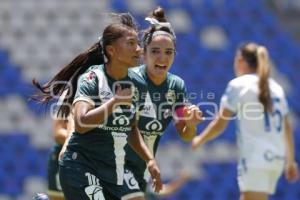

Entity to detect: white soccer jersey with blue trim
[221,74,288,169]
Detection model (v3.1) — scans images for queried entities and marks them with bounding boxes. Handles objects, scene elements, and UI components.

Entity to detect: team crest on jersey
[165,89,176,104]
[145,119,163,132]
[112,115,130,126]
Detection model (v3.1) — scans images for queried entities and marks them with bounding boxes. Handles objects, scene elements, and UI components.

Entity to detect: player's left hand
[147,159,163,193]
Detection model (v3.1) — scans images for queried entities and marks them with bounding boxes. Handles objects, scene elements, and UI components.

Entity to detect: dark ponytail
[32,12,139,117]
[239,43,272,113]
[32,42,104,117]
[256,46,272,113]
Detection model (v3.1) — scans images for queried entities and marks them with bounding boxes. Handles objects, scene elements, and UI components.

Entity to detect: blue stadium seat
[110,0,128,12]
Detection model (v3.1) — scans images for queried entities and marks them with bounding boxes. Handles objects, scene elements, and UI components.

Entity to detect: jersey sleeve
[220,80,240,113]
[73,70,99,107]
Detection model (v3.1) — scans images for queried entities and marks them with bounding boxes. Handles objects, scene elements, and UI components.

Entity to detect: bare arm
[127,124,154,162]
[74,98,119,133]
[74,86,132,134]
[127,124,163,193]
[53,119,69,145]
[283,115,299,183]
[58,114,75,160]
[284,115,296,163]
[192,108,233,149]
[59,130,72,161]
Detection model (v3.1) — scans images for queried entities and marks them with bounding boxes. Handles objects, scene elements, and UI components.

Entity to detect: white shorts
[237,167,283,194]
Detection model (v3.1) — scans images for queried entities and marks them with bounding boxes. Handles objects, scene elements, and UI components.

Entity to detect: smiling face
[107,28,141,69]
[144,35,175,84]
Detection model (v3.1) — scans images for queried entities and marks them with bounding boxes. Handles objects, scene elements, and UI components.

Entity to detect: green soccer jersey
[125,65,187,182]
[61,64,147,185]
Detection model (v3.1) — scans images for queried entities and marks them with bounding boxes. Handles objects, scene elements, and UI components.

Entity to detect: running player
[33,12,162,200]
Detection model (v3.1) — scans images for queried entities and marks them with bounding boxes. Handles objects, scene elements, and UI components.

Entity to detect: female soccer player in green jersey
[33,12,162,200]
[121,7,203,200]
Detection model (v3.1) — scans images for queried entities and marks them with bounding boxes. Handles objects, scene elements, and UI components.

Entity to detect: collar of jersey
[101,64,129,82]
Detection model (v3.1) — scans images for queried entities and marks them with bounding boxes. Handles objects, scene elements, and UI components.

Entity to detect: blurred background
[0,0,300,199]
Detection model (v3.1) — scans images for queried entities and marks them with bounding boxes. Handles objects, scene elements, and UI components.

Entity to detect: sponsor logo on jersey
[140,130,163,136]
[140,105,152,116]
[112,115,130,126]
[145,119,163,132]
[140,92,156,118]
[98,124,131,132]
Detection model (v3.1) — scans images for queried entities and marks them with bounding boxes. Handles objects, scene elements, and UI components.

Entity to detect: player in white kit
[192,42,299,200]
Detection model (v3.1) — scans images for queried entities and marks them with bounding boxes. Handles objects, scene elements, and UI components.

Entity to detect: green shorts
[59,162,123,200]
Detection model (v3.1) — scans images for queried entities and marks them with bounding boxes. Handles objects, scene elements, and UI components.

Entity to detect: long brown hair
[32,13,138,117]
[239,43,272,113]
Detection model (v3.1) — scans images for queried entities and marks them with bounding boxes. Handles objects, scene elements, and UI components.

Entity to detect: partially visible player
[192,42,299,200]
[122,7,203,200]
[47,90,74,200]
[47,121,67,200]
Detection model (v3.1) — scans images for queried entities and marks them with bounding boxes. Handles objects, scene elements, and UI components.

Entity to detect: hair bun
[151,6,167,22]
